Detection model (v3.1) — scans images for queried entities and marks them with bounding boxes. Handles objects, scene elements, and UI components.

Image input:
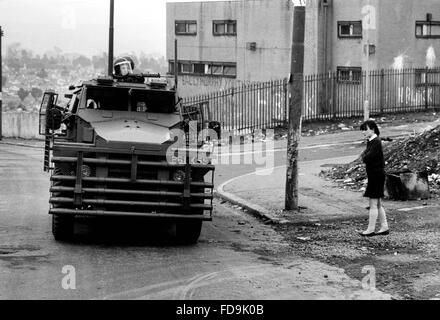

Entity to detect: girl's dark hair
[360,120,380,136]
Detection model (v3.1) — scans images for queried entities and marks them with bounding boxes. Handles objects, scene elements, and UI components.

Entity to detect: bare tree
[17,88,30,102]
[31,87,43,103]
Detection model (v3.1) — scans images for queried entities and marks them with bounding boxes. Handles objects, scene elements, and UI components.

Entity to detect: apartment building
[167,0,440,98]
[166,0,294,96]
[305,0,440,78]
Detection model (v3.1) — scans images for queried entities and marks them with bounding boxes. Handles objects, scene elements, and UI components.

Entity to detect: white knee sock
[366,208,378,233]
[378,206,389,231]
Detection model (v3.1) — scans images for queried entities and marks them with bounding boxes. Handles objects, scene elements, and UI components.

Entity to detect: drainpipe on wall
[363,0,371,121]
[322,0,330,114]
[322,0,329,74]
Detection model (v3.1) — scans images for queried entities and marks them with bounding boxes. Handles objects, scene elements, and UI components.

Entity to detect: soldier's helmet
[113,56,135,76]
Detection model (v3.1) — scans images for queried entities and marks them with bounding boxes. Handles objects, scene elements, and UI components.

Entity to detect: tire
[51,165,74,241]
[175,220,202,245]
[52,214,74,241]
[175,175,206,244]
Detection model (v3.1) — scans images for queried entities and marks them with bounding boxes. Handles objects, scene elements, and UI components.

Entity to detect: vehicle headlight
[173,170,186,182]
[81,165,92,177]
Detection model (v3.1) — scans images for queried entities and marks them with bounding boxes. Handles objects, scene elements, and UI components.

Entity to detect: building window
[169,61,175,74]
[193,63,205,74]
[168,60,237,78]
[181,62,193,74]
[416,21,440,38]
[338,21,362,38]
[337,67,362,84]
[213,20,237,36]
[175,20,197,35]
[223,65,237,77]
[209,64,223,75]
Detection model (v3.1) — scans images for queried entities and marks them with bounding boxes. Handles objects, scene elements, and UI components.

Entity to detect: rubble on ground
[321,124,440,196]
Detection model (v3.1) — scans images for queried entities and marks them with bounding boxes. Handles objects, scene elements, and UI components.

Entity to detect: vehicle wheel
[52,214,74,241]
[175,220,202,244]
[175,175,206,244]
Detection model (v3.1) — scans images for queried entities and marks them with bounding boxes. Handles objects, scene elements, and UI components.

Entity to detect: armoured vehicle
[39,72,217,244]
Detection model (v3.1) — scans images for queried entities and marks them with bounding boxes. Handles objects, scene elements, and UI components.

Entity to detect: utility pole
[285,6,305,211]
[363,0,371,121]
[108,0,114,76]
[0,26,3,141]
[174,39,178,91]
[364,35,370,121]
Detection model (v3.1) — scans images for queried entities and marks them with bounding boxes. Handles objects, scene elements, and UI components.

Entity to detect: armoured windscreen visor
[84,87,175,113]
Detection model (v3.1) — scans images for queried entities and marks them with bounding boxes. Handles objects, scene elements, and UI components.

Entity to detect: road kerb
[215,167,290,225]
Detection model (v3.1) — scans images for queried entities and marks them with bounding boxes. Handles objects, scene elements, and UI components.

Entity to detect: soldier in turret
[113,56,135,77]
[113,56,145,83]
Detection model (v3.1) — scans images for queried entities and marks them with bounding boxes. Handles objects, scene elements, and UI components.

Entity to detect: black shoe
[358,231,376,237]
[375,230,390,236]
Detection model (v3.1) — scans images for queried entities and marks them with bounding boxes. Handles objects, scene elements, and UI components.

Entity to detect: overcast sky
[0,0,300,58]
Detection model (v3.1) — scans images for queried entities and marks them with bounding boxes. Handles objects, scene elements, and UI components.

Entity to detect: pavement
[215,119,440,224]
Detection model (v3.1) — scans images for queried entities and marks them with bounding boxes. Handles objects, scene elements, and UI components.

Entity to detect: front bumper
[49,143,215,221]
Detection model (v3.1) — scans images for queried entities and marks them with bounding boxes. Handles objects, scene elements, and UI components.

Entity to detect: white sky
[0,0,301,57]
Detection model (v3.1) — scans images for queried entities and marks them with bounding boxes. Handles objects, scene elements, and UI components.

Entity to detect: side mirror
[39,91,59,135]
[46,108,63,131]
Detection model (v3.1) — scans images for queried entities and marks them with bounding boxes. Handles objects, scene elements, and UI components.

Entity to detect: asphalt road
[0,141,378,300]
[214,138,364,186]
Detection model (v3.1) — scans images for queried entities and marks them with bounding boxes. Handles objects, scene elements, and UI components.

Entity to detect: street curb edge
[215,173,290,225]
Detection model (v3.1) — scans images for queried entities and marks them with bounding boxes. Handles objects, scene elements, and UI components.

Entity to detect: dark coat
[362,136,385,198]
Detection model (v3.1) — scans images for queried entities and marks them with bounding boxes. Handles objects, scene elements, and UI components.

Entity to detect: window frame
[175,20,197,36]
[337,66,362,84]
[337,21,363,39]
[223,64,237,77]
[168,60,237,78]
[212,20,237,36]
[193,63,206,75]
[168,61,175,74]
[180,62,193,74]
[209,64,224,76]
[415,20,440,39]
